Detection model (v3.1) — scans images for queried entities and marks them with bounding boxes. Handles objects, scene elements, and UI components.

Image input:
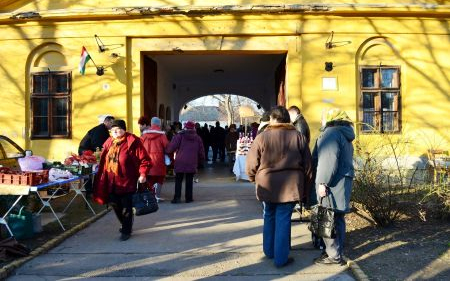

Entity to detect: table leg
[62,178,96,215]
[34,190,66,231]
[0,195,23,237]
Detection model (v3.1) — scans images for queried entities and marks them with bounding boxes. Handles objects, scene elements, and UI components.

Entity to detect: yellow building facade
[0,0,448,161]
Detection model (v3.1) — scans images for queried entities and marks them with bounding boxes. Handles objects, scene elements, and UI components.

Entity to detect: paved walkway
[8,163,355,280]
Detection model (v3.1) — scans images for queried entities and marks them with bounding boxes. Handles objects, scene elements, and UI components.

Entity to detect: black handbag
[132,183,158,216]
[308,196,336,239]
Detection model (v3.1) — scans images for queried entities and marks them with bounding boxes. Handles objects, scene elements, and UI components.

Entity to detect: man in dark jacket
[78,115,114,155]
[288,106,310,145]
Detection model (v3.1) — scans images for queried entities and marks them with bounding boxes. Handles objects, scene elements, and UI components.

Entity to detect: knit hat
[184,120,195,130]
[98,114,114,124]
[110,119,127,131]
[151,117,161,127]
[325,108,352,123]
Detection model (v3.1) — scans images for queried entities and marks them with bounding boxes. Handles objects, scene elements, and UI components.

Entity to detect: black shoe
[276,257,295,268]
[314,256,344,265]
[185,199,194,203]
[120,233,131,241]
[171,198,181,204]
[119,228,132,234]
[313,252,328,262]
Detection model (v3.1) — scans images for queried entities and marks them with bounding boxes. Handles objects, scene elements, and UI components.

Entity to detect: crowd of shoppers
[87,105,354,270]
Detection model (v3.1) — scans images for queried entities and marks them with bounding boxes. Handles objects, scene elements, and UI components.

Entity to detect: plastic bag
[18,156,46,171]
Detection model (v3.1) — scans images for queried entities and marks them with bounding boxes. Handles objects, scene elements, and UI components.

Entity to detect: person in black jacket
[78,115,115,155]
[288,106,310,145]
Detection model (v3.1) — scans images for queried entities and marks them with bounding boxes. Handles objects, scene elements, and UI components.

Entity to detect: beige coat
[246,123,313,203]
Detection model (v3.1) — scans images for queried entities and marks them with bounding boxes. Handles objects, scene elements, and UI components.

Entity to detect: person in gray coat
[312,108,355,265]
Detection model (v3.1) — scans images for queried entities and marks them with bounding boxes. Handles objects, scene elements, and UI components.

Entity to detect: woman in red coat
[139,116,169,202]
[93,119,151,241]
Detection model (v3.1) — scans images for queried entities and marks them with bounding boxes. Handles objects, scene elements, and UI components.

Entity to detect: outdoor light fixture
[257,104,262,109]
[184,104,188,110]
[94,34,123,53]
[325,62,333,72]
[96,66,105,76]
[325,31,352,49]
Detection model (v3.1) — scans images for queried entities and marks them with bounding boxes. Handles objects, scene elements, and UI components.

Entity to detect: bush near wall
[352,134,449,226]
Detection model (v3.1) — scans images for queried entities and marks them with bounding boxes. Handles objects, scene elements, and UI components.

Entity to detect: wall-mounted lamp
[325,31,352,49]
[96,66,105,76]
[325,62,333,72]
[183,104,188,110]
[94,34,124,53]
[257,104,262,109]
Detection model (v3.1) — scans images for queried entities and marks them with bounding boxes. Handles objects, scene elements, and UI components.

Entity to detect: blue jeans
[262,202,295,266]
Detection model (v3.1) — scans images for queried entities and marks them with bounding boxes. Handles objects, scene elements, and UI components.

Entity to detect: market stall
[232,134,252,181]
[0,151,98,238]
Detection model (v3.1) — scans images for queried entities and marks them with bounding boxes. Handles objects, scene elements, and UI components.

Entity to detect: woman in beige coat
[246,106,313,267]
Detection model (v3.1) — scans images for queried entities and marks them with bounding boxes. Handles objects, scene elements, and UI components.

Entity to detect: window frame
[30,71,72,139]
[359,65,401,134]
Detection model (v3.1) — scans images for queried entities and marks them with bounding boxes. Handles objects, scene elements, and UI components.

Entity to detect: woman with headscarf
[166,120,205,203]
[312,108,355,265]
[246,106,313,267]
[93,119,151,241]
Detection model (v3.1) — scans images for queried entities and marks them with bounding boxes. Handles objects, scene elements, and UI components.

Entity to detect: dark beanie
[111,119,126,131]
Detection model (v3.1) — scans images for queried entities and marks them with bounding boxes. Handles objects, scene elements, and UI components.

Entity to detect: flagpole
[85,49,100,69]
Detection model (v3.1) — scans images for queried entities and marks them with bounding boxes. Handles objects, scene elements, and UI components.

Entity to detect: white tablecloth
[233,154,249,181]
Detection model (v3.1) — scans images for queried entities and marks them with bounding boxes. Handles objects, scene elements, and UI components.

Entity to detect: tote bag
[132,183,158,216]
[308,196,336,239]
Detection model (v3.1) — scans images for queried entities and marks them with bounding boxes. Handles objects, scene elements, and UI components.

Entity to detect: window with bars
[359,66,401,133]
[31,72,71,138]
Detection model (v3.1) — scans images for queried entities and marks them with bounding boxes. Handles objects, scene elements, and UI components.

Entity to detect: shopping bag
[308,196,336,239]
[7,206,34,240]
[132,183,158,216]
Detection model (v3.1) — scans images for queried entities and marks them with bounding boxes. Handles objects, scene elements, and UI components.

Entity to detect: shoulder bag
[132,182,159,216]
[308,196,336,239]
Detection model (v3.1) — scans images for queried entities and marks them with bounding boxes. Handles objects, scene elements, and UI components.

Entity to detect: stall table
[233,154,249,181]
[0,173,96,237]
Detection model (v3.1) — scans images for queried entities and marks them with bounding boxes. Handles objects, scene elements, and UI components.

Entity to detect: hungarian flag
[79,46,91,75]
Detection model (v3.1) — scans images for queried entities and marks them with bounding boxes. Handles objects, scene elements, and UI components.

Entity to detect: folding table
[0,173,96,237]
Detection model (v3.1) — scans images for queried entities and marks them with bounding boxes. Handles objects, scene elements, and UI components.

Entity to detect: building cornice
[0,3,449,23]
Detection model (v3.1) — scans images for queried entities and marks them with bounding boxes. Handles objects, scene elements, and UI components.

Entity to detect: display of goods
[236,134,253,155]
[64,150,97,165]
[0,170,49,186]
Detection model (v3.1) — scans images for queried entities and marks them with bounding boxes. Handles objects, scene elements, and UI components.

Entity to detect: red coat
[93,132,151,204]
[141,126,169,176]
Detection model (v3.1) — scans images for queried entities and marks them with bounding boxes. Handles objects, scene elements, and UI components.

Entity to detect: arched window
[357,38,401,133]
[28,44,71,139]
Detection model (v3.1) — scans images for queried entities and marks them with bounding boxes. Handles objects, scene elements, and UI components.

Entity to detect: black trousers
[212,145,225,161]
[110,192,133,235]
[174,172,194,201]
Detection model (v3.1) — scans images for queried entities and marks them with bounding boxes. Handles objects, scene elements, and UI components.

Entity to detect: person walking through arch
[211,121,226,162]
[139,116,169,202]
[166,120,205,203]
[246,106,313,267]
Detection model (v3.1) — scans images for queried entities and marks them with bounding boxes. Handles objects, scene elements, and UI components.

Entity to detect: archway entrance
[142,52,287,122]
